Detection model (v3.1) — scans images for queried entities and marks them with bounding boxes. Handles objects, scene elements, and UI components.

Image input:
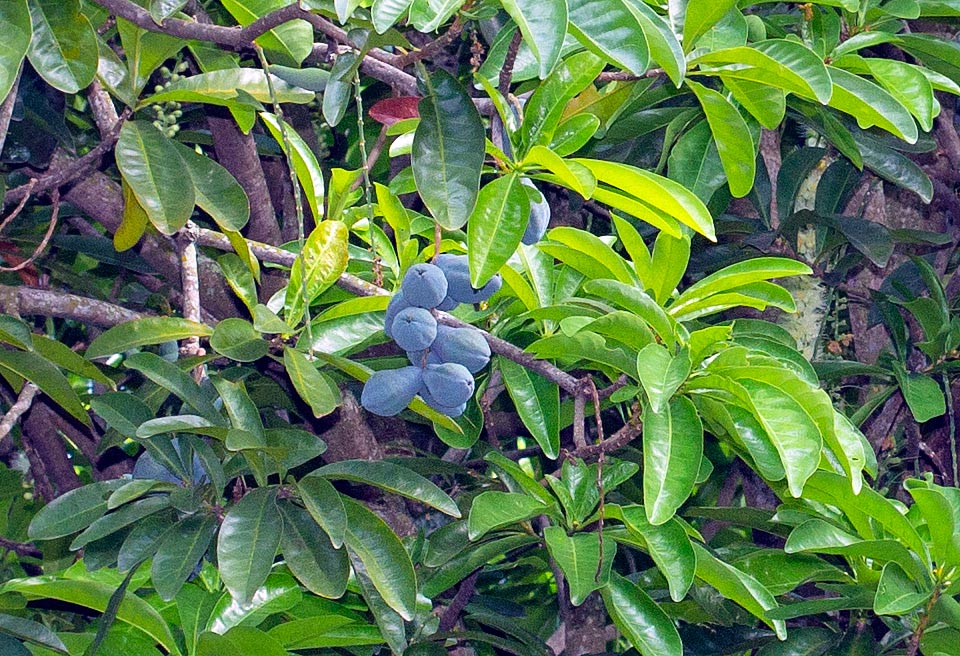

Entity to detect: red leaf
[369,96,422,126]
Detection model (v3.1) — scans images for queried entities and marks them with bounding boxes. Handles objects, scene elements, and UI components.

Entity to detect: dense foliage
[0,0,960,654]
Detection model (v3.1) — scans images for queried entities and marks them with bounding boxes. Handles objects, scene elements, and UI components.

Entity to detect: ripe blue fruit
[432,325,491,373]
[436,254,502,304]
[422,362,475,407]
[361,366,424,416]
[437,295,459,311]
[384,291,412,339]
[407,349,441,367]
[521,178,550,245]
[419,386,467,417]
[391,307,438,351]
[402,263,448,309]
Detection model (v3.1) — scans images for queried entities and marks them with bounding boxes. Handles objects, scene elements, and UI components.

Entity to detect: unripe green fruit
[419,386,467,417]
[422,362,474,407]
[361,366,423,416]
[402,263,448,309]
[432,325,491,373]
[392,307,438,351]
[436,254,502,304]
[521,178,550,245]
[745,14,766,42]
[384,291,412,339]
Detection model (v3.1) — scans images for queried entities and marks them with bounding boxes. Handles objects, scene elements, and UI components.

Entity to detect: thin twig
[0,189,61,272]
[438,569,480,631]
[596,69,664,82]
[0,64,22,157]
[568,407,641,460]
[395,16,465,68]
[0,383,39,443]
[0,535,41,559]
[499,29,523,96]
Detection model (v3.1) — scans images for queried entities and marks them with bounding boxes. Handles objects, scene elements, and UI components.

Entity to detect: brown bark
[22,399,82,501]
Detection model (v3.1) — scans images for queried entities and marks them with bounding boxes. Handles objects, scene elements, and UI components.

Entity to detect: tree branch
[0,285,147,327]
[0,383,38,443]
[0,535,42,559]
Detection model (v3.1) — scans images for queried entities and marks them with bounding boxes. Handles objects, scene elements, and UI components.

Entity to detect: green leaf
[0,0,31,103]
[149,0,188,23]
[116,121,195,236]
[297,475,347,548]
[171,140,250,232]
[897,34,960,86]
[582,279,678,347]
[666,121,726,204]
[116,17,183,95]
[636,344,690,413]
[575,158,716,240]
[682,0,739,50]
[874,562,931,615]
[26,0,97,93]
[278,502,349,598]
[468,491,548,539]
[141,69,314,109]
[0,349,89,425]
[205,572,301,634]
[371,0,413,33]
[500,0,567,78]
[467,172,530,287]
[268,617,384,649]
[220,0,312,66]
[522,52,606,151]
[283,347,339,418]
[0,577,181,655]
[218,253,258,314]
[499,356,561,459]
[217,487,282,602]
[151,514,218,601]
[601,572,682,656]
[894,367,946,423]
[28,481,123,540]
[70,495,170,550]
[686,79,756,198]
[90,392,153,438]
[285,221,350,326]
[544,527,615,605]
[827,66,918,144]
[629,0,685,86]
[907,484,960,572]
[340,496,417,620]
[617,506,695,601]
[0,614,67,653]
[567,0,649,75]
[31,334,114,389]
[643,396,703,525]
[126,352,223,423]
[311,460,460,517]
[722,77,786,129]
[422,534,540,597]
[412,69,485,230]
[693,544,785,638]
[322,51,355,128]
[543,226,637,283]
[865,58,936,132]
[260,112,325,223]
[210,318,270,362]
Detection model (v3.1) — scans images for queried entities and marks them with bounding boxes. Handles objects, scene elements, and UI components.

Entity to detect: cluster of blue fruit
[361,255,500,418]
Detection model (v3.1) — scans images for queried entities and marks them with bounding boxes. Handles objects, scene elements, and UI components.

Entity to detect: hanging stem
[255,44,313,350]
[945,373,957,485]
[354,68,382,287]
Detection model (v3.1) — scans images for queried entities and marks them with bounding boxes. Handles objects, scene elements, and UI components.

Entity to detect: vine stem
[945,373,957,485]
[354,68,382,287]
[906,584,942,656]
[255,45,313,351]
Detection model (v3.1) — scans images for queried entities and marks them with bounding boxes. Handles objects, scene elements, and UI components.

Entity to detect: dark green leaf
[544,527,615,605]
[152,514,218,601]
[468,491,549,539]
[601,572,682,656]
[284,347,340,418]
[217,487,282,602]
[0,349,89,425]
[279,502,349,598]
[27,0,98,93]
[567,0,649,75]
[499,356,561,459]
[210,318,270,362]
[311,460,460,517]
[0,0,31,102]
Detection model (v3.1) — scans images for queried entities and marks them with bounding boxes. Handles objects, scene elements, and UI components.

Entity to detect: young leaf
[284,220,350,326]
[260,112,325,223]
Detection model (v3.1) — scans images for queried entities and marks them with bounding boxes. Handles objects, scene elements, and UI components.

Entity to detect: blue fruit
[422,362,475,407]
[436,254,502,304]
[437,295,459,311]
[361,366,424,416]
[521,179,550,245]
[384,291,412,339]
[402,263,449,309]
[391,307,438,351]
[419,386,467,417]
[432,325,491,373]
[407,349,441,367]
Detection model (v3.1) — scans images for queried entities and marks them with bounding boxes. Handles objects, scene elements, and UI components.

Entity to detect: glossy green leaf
[260,112,325,223]
[141,68,313,110]
[412,69,485,230]
[296,474,347,550]
[874,562,930,615]
[544,226,637,283]
[152,514,218,601]
[218,253,258,314]
[371,0,413,33]
[686,79,755,197]
[501,0,566,78]
[0,613,67,653]
[210,318,270,362]
[583,279,677,346]
[682,0,739,50]
[897,33,960,85]
[206,572,302,634]
[467,172,530,287]
[220,0,312,66]
[31,334,113,389]
[268,617,384,648]
[865,58,936,132]
[171,140,250,232]
[0,0,30,103]
[568,0,649,75]
[0,349,89,425]
[311,459,460,517]
[643,396,703,525]
[722,76,786,129]
[468,491,549,539]
[667,120,727,204]
[636,344,690,413]
[522,51,606,151]
[576,158,715,240]
[116,16,183,95]
[906,484,960,571]
[499,355,561,459]
[115,121,195,235]
[285,220,350,326]
[523,146,597,198]
[618,506,695,601]
[340,496,417,620]
[671,257,810,318]
[70,495,169,550]
[322,51,355,128]
[693,543,785,638]
[217,488,281,602]
[283,347,339,418]
[28,481,123,540]
[422,534,540,597]
[278,502,349,598]
[629,0,684,86]
[827,66,918,143]
[895,368,946,423]
[26,0,97,93]
[126,352,223,423]
[544,527,615,605]
[601,572,682,656]
[90,392,153,439]
[1,577,181,654]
